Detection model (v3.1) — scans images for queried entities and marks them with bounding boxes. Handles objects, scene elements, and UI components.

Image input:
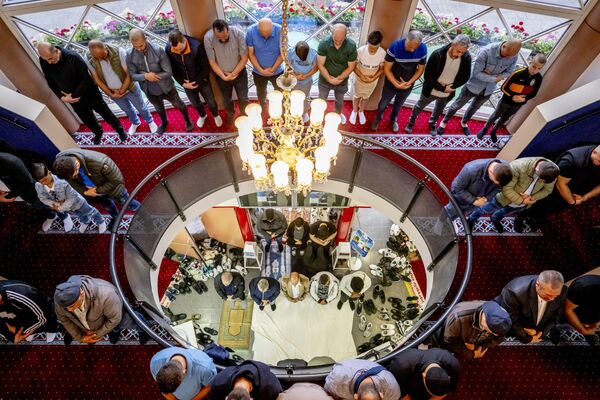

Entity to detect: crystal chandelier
[235,0,342,196]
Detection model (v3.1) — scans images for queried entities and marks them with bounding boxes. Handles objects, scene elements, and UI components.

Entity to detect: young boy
[476,53,546,143]
[32,163,107,233]
[350,31,386,125]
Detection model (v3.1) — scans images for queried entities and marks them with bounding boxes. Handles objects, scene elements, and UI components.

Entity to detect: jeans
[253,72,283,109]
[216,69,249,118]
[184,79,219,118]
[71,90,124,136]
[70,202,104,225]
[146,87,190,124]
[318,78,348,113]
[481,100,522,135]
[376,81,413,123]
[92,189,140,219]
[409,92,450,126]
[294,78,313,115]
[111,84,153,126]
[468,197,522,223]
[113,310,147,333]
[442,87,490,124]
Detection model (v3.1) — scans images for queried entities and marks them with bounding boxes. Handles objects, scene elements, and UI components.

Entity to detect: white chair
[243,241,263,270]
[331,241,352,271]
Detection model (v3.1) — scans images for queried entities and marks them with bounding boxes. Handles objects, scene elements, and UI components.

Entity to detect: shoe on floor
[46,332,57,342]
[157,122,168,135]
[476,129,486,139]
[428,124,436,135]
[128,123,140,135]
[42,217,57,232]
[117,129,128,142]
[108,330,121,344]
[404,123,413,133]
[270,303,276,311]
[185,119,194,132]
[490,130,498,143]
[435,126,445,136]
[214,115,224,127]
[371,120,379,131]
[98,221,107,234]
[138,330,150,345]
[363,322,373,338]
[392,121,399,132]
[461,125,472,136]
[203,327,219,336]
[340,114,347,124]
[359,112,366,125]
[63,215,74,232]
[349,111,357,125]
[149,121,159,133]
[93,133,103,145]
[359,315,367,331]
[492,219,505,233]
[78,222,89,233]
[196,115,207,128]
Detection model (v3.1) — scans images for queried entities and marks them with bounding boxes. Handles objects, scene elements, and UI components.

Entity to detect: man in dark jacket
[214,271,246,301]
[286,217,310,252]
[36,42,126,144]
[166,29,222,129]
[0,280,62,343]
[210,360,282,400]
[53,148,139,219]
[256,208,287,253]
[127,29,193,134]
[432,300,511,359]
[388,348,460,400]
[249,277,280,311]
[406,35,472,135]
[495,270,567,344]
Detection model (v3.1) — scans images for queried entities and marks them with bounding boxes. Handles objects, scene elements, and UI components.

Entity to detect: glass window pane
[518,0,582,9]
[148,1,178,39]
[100,0,163,30]
[14,6,88,42]
[522,25,570,56]
[499,8,570,40]
[411,1,438,37]
[446,10,507,49]
[223,0,258,32]
[13,21,68,48]
[424,0,490,30]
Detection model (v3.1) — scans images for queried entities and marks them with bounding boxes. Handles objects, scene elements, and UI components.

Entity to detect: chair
[243,241,263,270]
[331,241,352,271]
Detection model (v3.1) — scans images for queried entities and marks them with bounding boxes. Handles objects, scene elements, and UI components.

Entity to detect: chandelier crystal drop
[235,0,341,196]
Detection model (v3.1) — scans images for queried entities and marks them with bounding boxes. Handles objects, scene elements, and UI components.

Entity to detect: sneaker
[98,221,107,234]
[42,217,57,232]
[492,219,504,233]
[148,121,159,133]
[128,123,140,135]
[340,114,347,124]
[404,123,413,133]
[371,120,379,131]
[196,115,207,128]
[93,133,103,145]
[46,332,57,343]
[358,112,366,125]
[78,222,89,233]
[392,121,399,132]
[302,113,310,124]
[461,125,472,136]
[117,129,128,142]
[476,129,486,139]
[185,119,194,132]
[214,115,223,127]
[349,111,357,125]
[63,215,74,232]
[435,126,445,136]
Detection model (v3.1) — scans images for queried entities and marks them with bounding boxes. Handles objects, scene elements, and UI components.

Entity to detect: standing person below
[337,271,372,311]
[210,360,283,400]
[324,358,401,400]
[436,39,521,136]
[477,53,546,143]
[37,42,126,144]
[406,35,472,136]
[87,39,157,135]
[249,277,280,311]
[317,23,358,123]
[246,18,284,109]
[564,275,600,345]
[127,29,193,134]
[350,30,386,126]
[166,29,223,129]
[288,41,318,123]
[372,30,427,132]
[32,163,106,233]
[204,19,249,122]
[149,346,217,400]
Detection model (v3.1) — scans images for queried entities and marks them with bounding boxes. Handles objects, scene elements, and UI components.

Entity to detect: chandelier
[235,0,342,196]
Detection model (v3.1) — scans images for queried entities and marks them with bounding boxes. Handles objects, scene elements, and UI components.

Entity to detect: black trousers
[184,79,219,118]
[71,91,123,136]
[146,87,190,124]
[481,100,522,135]
[216,69,249,118]
[253,71,283,109]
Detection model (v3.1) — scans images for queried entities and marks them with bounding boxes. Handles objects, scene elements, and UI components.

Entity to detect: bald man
[246,18,284,109]
[317,24,358,122]
[37,42,126,144]
[436,39,521,136]
[87,40,157,135]
[126,29,193,134]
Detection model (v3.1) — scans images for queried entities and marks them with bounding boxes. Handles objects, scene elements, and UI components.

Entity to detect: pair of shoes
[108,330,121,344]
[363,322,373,338]
[349,111,357,125]
[196,115,207,128]
[371,120,379,131]
[476,129,486,139]
[363,299,377,315]
[93,132,103,145]
[373,285,381,300]
[357,342,375,353]
[369,264,383,277]
[392,121,399,132]
[404,123,413,133]
[461,125,472,136]
[492,219,505,233]
[359,315,367,331]
[376,285,385,303]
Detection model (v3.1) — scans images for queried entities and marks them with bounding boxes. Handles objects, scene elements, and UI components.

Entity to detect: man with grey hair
[405,34,472,136]
[324,358,401,400]
[436,39,521,136]
[372,30,427,132]
[127,28,193,134]
[495,270,567,344]
[214,271,246,301]
[317,23,358,123]
[249,276,280,311]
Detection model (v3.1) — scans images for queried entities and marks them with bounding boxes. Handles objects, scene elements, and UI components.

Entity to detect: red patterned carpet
[1,102,598,400]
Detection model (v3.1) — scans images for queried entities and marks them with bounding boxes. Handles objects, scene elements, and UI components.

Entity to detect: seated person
[0,280,62,344]
[310,271,340,305]
[277,382,333,400]
[324,359,401,400]
[286,217,310,254]
[337,271,372,311]
[249,277,280,311]
[431,300,511,359]
[256,208,288,253]
[32,163,107,233]
[564,275,600,345]
[388,348,460,400]
[214,271,246,301]
[210,360,283,400]
[281,272,309,303]
[304,220,338,275]
[149,346,217,400]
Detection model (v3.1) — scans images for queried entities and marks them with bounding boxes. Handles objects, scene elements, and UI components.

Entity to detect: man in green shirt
[317,24,357,123]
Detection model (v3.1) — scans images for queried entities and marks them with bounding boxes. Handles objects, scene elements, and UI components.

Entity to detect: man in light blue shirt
[288,41,318,121]
[150,346,217,400]
[436,39,521,136]
[246,18,284,109]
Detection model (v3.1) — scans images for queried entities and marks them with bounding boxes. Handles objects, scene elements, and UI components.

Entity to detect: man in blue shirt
[372,30,427,132]
[246,18,284,109]
[288,41,318,122]
[150,346,217,400]
[436,39,520,136]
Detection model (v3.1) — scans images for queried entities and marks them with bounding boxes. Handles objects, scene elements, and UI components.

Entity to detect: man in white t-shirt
[405,35,472,135]
[87,40,157,135]
[350,31,386,125]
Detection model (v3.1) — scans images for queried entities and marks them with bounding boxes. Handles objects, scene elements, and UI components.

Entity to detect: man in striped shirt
[0,280,60,343]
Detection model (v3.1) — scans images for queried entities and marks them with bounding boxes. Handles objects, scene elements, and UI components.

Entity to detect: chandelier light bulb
[323,112,341,139]
[289,90,306,118]
[324,130,342,158]
[234,116,253,141]
[309,98,327,125]
[295,157,314,186]
[271,160,290,188]
[245,103,263,130]
[314,147,331,174]
[267,90,284,119]
[235,136,254,162]
[248,153,267,179]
